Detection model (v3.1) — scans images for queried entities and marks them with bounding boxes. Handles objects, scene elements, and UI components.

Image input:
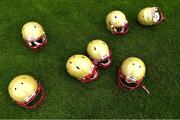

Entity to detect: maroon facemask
[81,65,99,83]
[16,82,46,109]
[93,50,112,68]
[152,7,165,24]
[118,69,150,94]
[112,23,129,35]
[25,34,48,51]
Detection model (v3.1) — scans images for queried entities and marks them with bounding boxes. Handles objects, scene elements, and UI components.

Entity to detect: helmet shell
[22,22,47,51]
[121,57,146,81]
[106,10,127,29]
[8,75,38,103]
[22,22,45,41]
[66,55,95,80]
[106,10,128,35]
[87,39,110,60]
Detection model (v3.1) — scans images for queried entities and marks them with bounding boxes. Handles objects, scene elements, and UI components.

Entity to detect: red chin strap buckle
[25,35,48,52]
[112,23,129,35]
[16,82,46,109]
[81,66,99,83]
[93,50,112,68]
[118,70,150,94]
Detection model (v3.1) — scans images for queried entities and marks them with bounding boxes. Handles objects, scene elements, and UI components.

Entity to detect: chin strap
[129,81,150,94]
[160,13,165,22]
[140,85,150,94]
[157,7,166,23]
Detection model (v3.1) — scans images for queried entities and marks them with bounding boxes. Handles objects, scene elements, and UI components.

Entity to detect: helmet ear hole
[15,88,17,90]
[34,26,36,28]
[76,66,80,69]
[94,47,96,50]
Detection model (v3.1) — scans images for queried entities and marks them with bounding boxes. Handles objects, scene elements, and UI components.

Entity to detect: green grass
[0,0,179,118]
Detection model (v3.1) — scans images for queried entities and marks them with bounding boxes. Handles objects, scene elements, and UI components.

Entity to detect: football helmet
[118,57,150,93]
[137,7,165,26]
[22,22,48,51]
[66,54,99,83]
[106,10,128,35]
[87,39,112,68]
[8,75,46,109]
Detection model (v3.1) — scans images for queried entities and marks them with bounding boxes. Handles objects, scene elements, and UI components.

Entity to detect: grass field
[0,0,179,118]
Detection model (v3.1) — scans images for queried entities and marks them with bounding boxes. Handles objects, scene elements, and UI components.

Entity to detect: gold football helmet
[66,55,99,83]
[106,10,128,35]
[8,75,46,109]
[118,57,150,93]
[137,7,165,26]
[22,22,48,51]
[87,39,112,68]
